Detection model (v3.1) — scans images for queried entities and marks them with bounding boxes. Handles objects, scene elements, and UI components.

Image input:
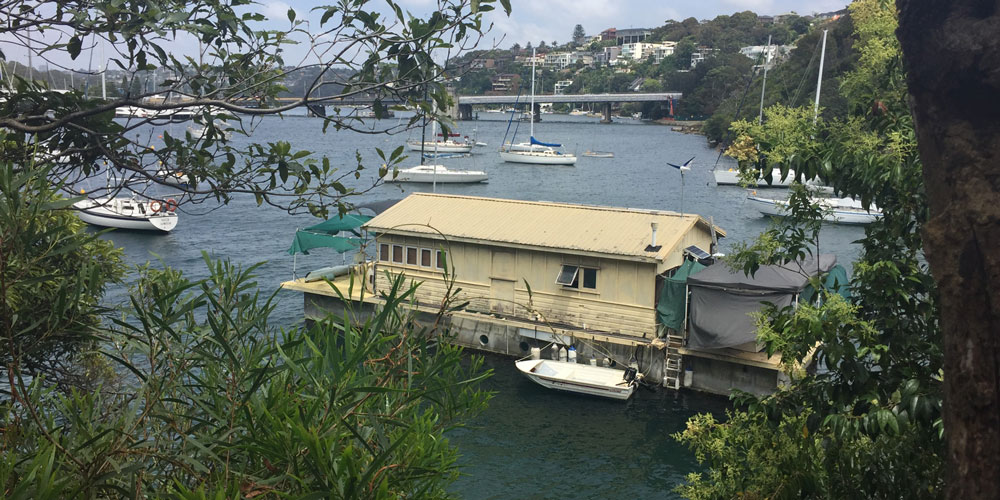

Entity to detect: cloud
[720,0,776,12]
[260,1,300,23]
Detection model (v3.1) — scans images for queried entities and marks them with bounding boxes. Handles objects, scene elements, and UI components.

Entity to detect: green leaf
[67,36,82,59]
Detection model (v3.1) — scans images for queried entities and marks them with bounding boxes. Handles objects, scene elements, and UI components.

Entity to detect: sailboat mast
[813,29,828,124]
[420,85,428,165]
[431,113,439,193]
[100,41,107,99]
[530,48,536,138]
[758,35,771,125]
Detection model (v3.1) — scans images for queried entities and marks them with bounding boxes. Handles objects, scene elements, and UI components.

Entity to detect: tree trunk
[896,2,1000,497]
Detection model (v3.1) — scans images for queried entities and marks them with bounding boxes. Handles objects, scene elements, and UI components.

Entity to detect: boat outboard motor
[623,366,638,384]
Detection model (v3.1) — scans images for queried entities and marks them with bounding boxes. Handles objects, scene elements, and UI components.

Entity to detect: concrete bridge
[268,91,681,122]
[457,92,682,123]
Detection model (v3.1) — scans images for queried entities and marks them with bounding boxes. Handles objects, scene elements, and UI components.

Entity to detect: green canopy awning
[305,214,373,236]
[287,231,360,255]
[656,259,707,331]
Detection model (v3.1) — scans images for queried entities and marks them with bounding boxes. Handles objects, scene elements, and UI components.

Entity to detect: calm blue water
[94,113,864,498]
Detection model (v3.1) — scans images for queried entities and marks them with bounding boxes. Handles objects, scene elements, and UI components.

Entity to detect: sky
[2,0,850,72]
[475,0,849,50]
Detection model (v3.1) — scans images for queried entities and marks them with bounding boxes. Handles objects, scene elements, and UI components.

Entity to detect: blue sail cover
[530,136,562,148]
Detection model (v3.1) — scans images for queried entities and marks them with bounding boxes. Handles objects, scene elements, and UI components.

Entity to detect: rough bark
[896,2,1000,497]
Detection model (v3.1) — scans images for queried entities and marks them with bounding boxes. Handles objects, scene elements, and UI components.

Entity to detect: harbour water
[96,112,865,498]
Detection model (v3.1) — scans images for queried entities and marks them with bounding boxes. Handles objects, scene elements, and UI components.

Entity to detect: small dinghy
[515,359,637,400]
[73,196,179,232]
[582,150,614,158]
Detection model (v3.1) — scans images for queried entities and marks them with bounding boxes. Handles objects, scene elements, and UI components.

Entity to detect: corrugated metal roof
[364,193,725,262]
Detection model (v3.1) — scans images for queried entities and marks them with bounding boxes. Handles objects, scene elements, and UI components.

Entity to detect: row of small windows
[379,243,446,269]
[378,244,593,291]
[556,265,597,290]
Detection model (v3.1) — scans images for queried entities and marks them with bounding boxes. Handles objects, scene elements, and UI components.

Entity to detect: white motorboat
[747,194,882,225]
[187,121,233,140]
[406,139,473,154]
[386,165,487,184]
[73,196,179,232]
[515,359,637,400]
[582,150,614,158]
[499,149,577,165]
[155,168,195,188]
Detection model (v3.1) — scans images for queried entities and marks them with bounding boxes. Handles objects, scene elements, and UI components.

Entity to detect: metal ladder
[664,332,686,390]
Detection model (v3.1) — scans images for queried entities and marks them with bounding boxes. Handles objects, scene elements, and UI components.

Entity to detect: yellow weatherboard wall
[366,193,722,340]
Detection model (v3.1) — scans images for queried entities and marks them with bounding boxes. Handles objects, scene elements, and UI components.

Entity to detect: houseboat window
[582,268,597,289]
[406,247,418,265]
[392,245,403,263]
[436,250,447,269]
[556,265,579,286]
[420,248,432,267]
[379,244,390,261]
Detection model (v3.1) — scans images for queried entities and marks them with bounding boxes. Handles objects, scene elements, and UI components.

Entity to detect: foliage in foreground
[0,163,125,388]
[675,1,943,497]
[1,165,491,498]
[2,253,490,499]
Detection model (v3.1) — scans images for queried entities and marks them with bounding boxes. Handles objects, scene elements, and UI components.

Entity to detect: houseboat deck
[280,270,656,349]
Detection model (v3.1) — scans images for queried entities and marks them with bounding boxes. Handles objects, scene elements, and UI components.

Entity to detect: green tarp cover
[656,259,706,331]
[800,264,851,303]
[305,214,373,236]
[287,231,360,255]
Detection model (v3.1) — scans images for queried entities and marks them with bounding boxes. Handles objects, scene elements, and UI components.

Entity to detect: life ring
[149,200,163,212]
[165,198,178,212]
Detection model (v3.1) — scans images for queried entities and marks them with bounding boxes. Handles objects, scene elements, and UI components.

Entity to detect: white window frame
[436,250,447,270]
[379,243,390,262]
[391,244,404,263]
[580,267,598,290]
[555,265,579,287]
[420,248,433,268]
[405,246,419,266]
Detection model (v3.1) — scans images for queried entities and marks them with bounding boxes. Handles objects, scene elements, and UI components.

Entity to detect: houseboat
[281,193,818,396]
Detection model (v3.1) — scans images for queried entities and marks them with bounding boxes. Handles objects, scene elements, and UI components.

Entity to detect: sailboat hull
[714,168,795,186]
[499,150,577,165]
[74,198,178,232]
[406,141,473,153]
[386,165,487,183]
[747,195,882,224]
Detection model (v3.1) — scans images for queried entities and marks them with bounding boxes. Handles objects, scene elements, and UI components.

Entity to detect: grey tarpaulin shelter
[685,255,837,350]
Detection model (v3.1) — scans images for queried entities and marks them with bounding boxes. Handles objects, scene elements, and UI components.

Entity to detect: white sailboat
[499,49,576,166]
[391,97,487,186]
[74,196,179,232]
[715,32,827,188]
